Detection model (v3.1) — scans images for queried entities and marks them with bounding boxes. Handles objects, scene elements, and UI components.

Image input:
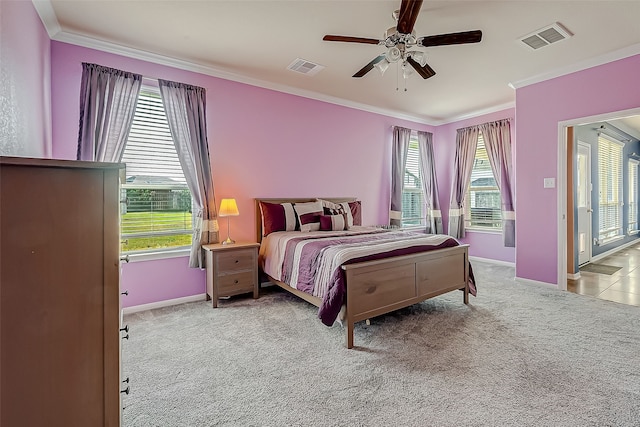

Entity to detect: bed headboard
[254,197,357,243]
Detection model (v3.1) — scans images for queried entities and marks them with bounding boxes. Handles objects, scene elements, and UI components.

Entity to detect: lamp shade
[218,198,239,217]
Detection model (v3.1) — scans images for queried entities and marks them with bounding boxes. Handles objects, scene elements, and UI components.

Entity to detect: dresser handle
[120,254,130,263]
[121,386,130,395]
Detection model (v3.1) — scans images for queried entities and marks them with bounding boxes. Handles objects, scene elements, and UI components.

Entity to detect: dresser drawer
[216,248,255,273]
[217,271,256,295]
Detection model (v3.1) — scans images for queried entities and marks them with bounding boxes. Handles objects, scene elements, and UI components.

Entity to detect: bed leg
[346,319,354,349]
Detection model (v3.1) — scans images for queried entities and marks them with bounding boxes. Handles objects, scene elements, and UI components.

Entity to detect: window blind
[629,159,638,234]
[465,132,501,229]
[598,134,623,241]
[402,135,425,226]
[120,87,192,253]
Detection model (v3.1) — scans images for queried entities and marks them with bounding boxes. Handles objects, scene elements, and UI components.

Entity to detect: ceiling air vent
[287,58,325,76]
[519,22,573,50]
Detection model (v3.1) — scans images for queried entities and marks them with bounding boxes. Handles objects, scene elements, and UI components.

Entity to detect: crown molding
[46,27,436,126]
[509,42,640,89]
[434,101,516,126]
[31,0,61,38]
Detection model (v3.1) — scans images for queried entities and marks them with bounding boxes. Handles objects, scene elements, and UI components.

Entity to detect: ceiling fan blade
[323,35,381,45]
[419,30,482,47]
[406,56,436,79]
[353,55,386,78]
[396,0,423,35]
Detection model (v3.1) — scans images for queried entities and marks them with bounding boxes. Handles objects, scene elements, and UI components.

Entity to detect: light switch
[543,177,556,188]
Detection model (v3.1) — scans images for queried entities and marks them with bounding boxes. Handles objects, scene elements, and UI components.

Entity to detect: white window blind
[598,134,623,242]
[629,159,638,234]
[401,134,425,226]
[120,87,193,253]
[465,132,501,230]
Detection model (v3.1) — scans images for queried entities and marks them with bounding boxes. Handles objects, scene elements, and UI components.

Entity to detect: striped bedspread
[260,227,475,325]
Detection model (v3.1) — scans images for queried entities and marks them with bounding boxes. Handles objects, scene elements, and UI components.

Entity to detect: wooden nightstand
[203,242,260,308]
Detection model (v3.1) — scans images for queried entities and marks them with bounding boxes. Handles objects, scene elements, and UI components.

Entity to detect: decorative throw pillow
[320,199,362,227]
[259,201,297,236]
[293,200,323,232]
[319,214,349,231]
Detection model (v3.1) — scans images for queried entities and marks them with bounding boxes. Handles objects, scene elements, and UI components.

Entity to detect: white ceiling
[37,0,640,125]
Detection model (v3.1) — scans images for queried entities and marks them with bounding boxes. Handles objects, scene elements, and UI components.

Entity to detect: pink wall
[515,54,640,284]
[50,41,435,307]
[0,0,51,157]
[435,108,516,263]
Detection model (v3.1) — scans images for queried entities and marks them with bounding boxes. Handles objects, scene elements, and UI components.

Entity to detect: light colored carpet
[122,262,640,426]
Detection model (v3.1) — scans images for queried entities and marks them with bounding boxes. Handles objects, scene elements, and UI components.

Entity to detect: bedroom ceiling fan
[323,0,482,82]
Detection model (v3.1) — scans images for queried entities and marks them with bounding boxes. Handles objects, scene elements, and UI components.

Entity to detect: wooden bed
[255,197,470,349]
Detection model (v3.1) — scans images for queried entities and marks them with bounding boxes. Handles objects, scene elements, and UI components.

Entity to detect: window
[401,133,425,227]
[465,132,501,230]
[597,135,623,242]
[120,87,192,253]
[629,159,639,234]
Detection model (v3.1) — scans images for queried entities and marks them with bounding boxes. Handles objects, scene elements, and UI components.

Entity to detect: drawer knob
[122,334,129,340]
[123,377,130,384]
[234,279,239,284]
[121,290,129,296]
[235,259,239,263]
[120,325,129,333]
[120,254,130,263]
[121,386,130,395]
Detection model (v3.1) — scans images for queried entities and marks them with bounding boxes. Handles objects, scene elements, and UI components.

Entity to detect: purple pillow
[259,201,297,236]
[319,214,348,231]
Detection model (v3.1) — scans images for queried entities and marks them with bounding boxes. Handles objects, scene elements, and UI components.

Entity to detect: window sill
[124,247,191,263]
[597,235,625,246]
[464,227,501,235]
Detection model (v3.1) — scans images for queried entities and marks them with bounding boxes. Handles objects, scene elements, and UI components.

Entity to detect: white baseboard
[515,276,558,289]
[567,272,581,280]
[122,293,206,314]
[469,256,515,268]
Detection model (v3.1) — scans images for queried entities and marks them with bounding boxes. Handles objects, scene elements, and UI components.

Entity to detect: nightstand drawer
[217,271,256,295]
[216,249,255,273]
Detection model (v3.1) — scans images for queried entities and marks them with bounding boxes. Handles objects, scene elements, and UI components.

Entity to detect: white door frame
[557,107,640,291]
[576,141,592,266]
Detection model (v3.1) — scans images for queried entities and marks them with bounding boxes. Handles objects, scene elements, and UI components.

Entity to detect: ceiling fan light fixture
[409,51,427,67]
[385,46,402,63]
[402,63,413,79]
[374,59,390,75]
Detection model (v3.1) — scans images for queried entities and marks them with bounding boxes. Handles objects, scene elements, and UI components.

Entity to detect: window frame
[120,85,194,256]
[628,158,639,235]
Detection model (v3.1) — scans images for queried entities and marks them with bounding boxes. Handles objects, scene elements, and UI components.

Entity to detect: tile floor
[568,242,640,307]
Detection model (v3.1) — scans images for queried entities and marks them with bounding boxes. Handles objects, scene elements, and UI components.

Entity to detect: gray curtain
[448,126,479,238]
[417,131,443,234]
[76,63,141,162]
[481,119,515,247]
[158,79,219,268]
[390,126,412,227]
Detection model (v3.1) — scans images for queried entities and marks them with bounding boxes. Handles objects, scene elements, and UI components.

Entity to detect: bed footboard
[341,244,469,348]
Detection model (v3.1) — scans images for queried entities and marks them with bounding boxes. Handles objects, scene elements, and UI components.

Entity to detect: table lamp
[218,198,239,245]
